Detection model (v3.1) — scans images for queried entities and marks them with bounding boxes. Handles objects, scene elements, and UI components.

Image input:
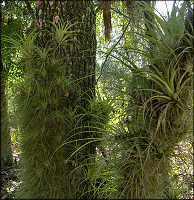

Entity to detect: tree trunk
[1,65,13,167]
[118,2,170,198]
[18,1,96,199]
[35,0,96,119]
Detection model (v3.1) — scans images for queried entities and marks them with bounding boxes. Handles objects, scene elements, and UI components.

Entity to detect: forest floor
[1,142,22,199]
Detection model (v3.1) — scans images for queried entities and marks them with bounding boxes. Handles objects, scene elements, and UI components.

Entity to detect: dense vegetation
[1,0,193,199]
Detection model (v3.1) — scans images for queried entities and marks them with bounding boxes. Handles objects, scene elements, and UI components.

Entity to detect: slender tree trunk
[143,2,170,198]
[120,2,170,198]
[1,65,13,167]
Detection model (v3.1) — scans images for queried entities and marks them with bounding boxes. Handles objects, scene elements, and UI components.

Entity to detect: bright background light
[155,0,184,17]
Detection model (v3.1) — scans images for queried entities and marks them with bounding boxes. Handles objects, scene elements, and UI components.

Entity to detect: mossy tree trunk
[143,2,170,198]
[1,64,13,168]
[1,82,13,168]
[18,1,96,199]
[35,0,97,160]
[35,0,96,115]
[118,2,193,199]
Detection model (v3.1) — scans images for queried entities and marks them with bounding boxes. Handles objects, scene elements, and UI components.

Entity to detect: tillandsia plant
[134,1,193,146]
[110,1,193,199]
[5,23,78,199]
[3,20,99,199]
[68,90,114,198]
